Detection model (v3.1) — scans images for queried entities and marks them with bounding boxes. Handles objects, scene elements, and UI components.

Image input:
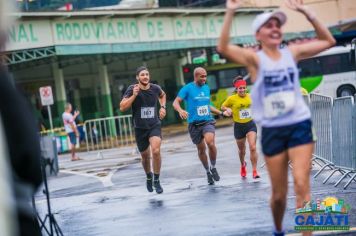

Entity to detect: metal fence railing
[309,94,356,189]
[84,115,135,152]
[310,94,333,165]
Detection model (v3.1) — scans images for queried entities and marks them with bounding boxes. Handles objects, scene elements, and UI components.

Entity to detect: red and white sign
[39,86,54,106]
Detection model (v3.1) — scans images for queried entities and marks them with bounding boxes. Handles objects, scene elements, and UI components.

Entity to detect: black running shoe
[207,172,214,185]
[146,178,153,192]
[210,167,220,181]
[154,180,163,194]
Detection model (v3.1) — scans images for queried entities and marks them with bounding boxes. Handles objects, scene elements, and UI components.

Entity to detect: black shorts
[188,120,215,145]
[262,119,315,157]
[135,124,162,152]
[234,120,257,140]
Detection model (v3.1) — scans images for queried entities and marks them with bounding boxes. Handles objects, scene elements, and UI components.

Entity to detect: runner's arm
[173,96,184,113]
[210,106,223,115]
[158,90,166,108]
[217,7,258,79]
[173,96,189,120]
[287,1,336,61]
[119,95,136,112]
[158,90,167,120]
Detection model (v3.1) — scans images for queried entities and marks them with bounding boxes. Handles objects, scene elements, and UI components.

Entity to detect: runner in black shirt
[120,66,166,194]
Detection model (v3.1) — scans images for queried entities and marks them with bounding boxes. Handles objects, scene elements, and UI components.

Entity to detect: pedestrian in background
[218,0,335,235]
[62,103,81,161]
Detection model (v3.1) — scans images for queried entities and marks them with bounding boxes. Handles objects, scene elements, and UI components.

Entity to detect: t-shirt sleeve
[153,84,164,97]
[222,96,232,108]
[177,85,188,100]
[123,85,134,98]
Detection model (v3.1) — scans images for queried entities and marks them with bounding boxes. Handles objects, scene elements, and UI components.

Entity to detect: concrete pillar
[174,56,188,87]
[98,57,116,136]
[98,58,114,118]
[52,62,66,119]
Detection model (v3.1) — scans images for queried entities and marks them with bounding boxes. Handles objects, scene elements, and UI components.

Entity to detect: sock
[210,160,216,168]
[204,165,210,173]
[146,172,153,180]
[154,173,160,181]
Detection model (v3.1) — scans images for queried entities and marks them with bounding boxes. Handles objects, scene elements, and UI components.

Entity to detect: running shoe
[154,180,163,194]
[210,167,220,181]
[207,171,215,185]
[146,178,153,192]
[253,170,260,179]
[273,231,285,236]
[240,161,247,178]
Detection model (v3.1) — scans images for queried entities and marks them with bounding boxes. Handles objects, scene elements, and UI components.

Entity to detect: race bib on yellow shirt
[141,107,155,119]
[263,91,295,118]
[197,105,209,116]
[239,108,252,119]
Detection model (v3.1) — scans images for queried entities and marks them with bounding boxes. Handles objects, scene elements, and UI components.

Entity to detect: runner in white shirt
[218,0,335,235]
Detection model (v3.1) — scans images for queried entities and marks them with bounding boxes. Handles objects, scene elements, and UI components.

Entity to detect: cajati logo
[294,197,351,231]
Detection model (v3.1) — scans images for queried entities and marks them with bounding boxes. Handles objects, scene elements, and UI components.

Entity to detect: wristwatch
[161,105,166,109]
[220,111,224,116]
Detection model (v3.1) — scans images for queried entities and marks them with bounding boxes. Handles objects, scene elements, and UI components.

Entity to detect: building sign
[5,14,256,52]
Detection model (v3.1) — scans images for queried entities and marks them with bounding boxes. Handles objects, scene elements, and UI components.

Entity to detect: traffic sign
[39,86,54,106]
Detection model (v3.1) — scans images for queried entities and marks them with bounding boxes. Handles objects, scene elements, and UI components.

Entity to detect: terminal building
[4,0,356,130]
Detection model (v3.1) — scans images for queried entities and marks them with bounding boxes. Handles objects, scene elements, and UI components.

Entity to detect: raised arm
[217,0,258,81]
[286,0,336,61]
[119,85,139,112]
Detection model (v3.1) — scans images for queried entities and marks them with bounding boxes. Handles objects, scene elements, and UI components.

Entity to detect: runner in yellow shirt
[221,76,260,179]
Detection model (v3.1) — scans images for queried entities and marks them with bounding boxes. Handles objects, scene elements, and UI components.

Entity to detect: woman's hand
[226,0,241,10]
[285,0,315,20]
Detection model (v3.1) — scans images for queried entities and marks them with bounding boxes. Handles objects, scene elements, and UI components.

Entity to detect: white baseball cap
[252,11,287,34]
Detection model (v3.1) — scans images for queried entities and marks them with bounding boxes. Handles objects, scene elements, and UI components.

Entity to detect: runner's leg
[265,151,289,232]
[203,132,216,167]
[149,136,162,175]
[246,131,258,176]
[196,140,209,170]
[204,131,220,181]
[236,137,246,166]
[289,143,314,236]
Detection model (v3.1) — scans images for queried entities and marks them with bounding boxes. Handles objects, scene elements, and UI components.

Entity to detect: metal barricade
[336,96,356,189]
[332,97,355,169]
[322,97,355,186]
[84,115,135,152]
[302,94,310,106]
[310,94,334,173]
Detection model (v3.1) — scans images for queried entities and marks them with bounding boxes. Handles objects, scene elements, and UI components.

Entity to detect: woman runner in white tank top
[218,1,335,235]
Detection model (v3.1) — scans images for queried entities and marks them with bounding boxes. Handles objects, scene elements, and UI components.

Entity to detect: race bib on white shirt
[197,105,209,116]
[141,107,155,119]
[263,91,296,118]
[239,108,252,119]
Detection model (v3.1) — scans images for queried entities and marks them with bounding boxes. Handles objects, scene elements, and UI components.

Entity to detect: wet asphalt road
[34,126,356,236]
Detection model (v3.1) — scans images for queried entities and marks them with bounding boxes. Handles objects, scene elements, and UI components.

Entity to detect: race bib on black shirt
[123,83,163,129]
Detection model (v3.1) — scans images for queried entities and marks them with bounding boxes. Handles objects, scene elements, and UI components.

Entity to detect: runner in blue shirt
[173,67,229,185]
